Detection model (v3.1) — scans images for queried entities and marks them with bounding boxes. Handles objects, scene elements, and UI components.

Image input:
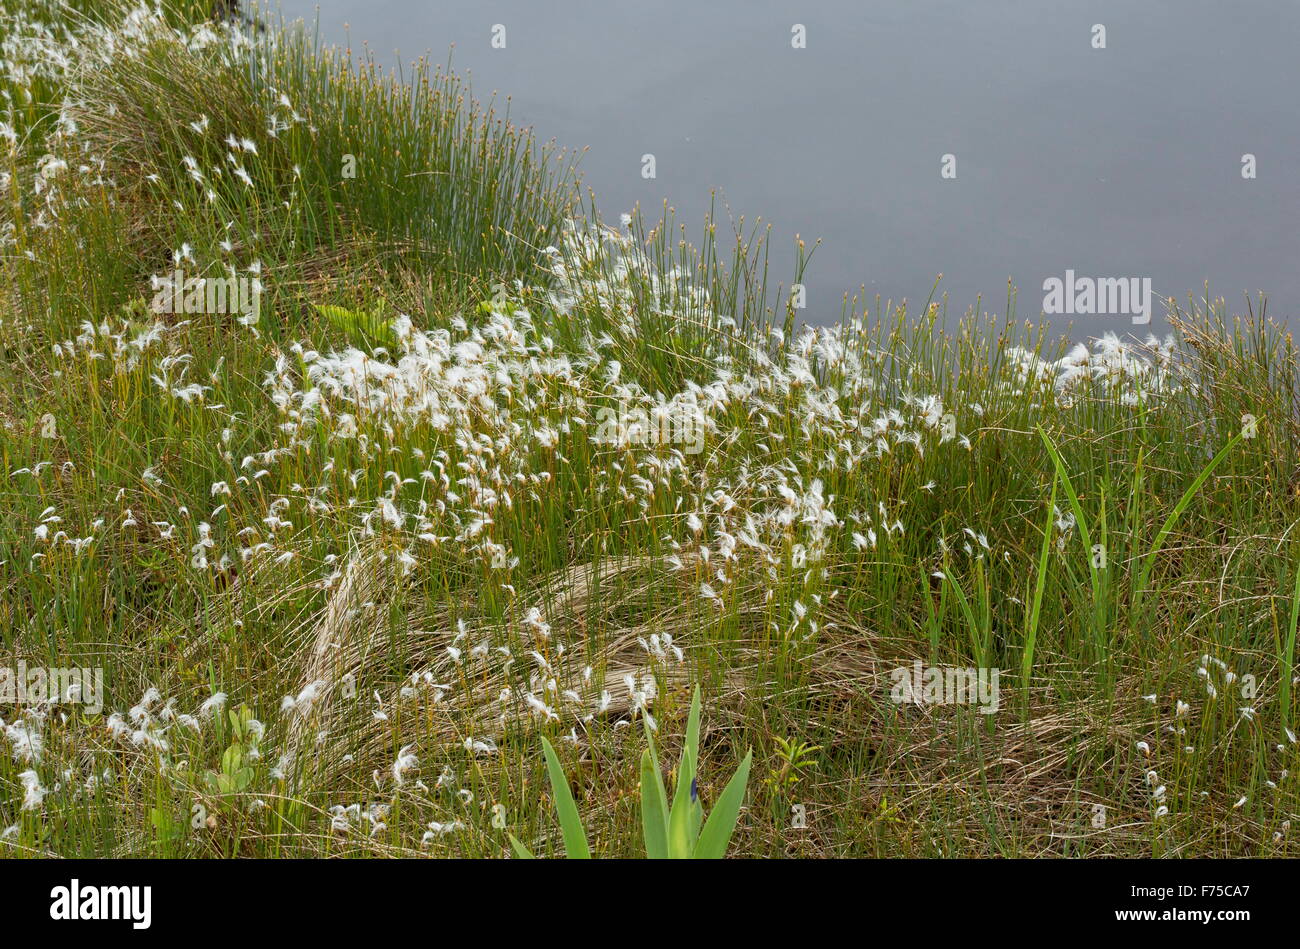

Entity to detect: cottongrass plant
[0,0,1298,858]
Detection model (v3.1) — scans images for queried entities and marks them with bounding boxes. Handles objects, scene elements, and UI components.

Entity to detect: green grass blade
[694,750,752,859]
[508,834,536,859]
[1282,556,1300,731]
[639,748,669,859]
[540,736,591,859]
[1134,430,1244,606]
[668,686,703,858]
[943,568,984,666]
[1037,427,1099,602]
[642,715,671,828]
[1023,473,1058,689]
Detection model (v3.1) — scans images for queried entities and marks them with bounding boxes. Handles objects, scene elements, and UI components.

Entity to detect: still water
[276,0,1300,337]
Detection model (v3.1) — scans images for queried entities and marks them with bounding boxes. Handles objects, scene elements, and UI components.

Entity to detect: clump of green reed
[511,687,752,859]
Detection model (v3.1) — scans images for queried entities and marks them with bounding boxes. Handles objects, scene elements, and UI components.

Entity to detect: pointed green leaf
[1022,473,1057,688]
[1283,556,1300,731]
[1134,429,1245,606]
[540,736,591,859]
[643,715,670,809]
[640,749,669,858]
[694,750,752,859]
[667,687,703,857]
[685,686,702,763]
[508,834,536,859]
[1037,427,1099,602]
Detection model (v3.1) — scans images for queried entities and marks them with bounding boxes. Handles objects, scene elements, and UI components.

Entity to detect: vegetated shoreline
[0,0,1298,859]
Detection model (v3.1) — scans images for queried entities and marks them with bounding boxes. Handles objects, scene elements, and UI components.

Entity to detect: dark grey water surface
[277,0,1300,337]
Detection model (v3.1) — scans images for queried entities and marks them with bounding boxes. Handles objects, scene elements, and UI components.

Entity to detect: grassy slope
[1,0,1299,857]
